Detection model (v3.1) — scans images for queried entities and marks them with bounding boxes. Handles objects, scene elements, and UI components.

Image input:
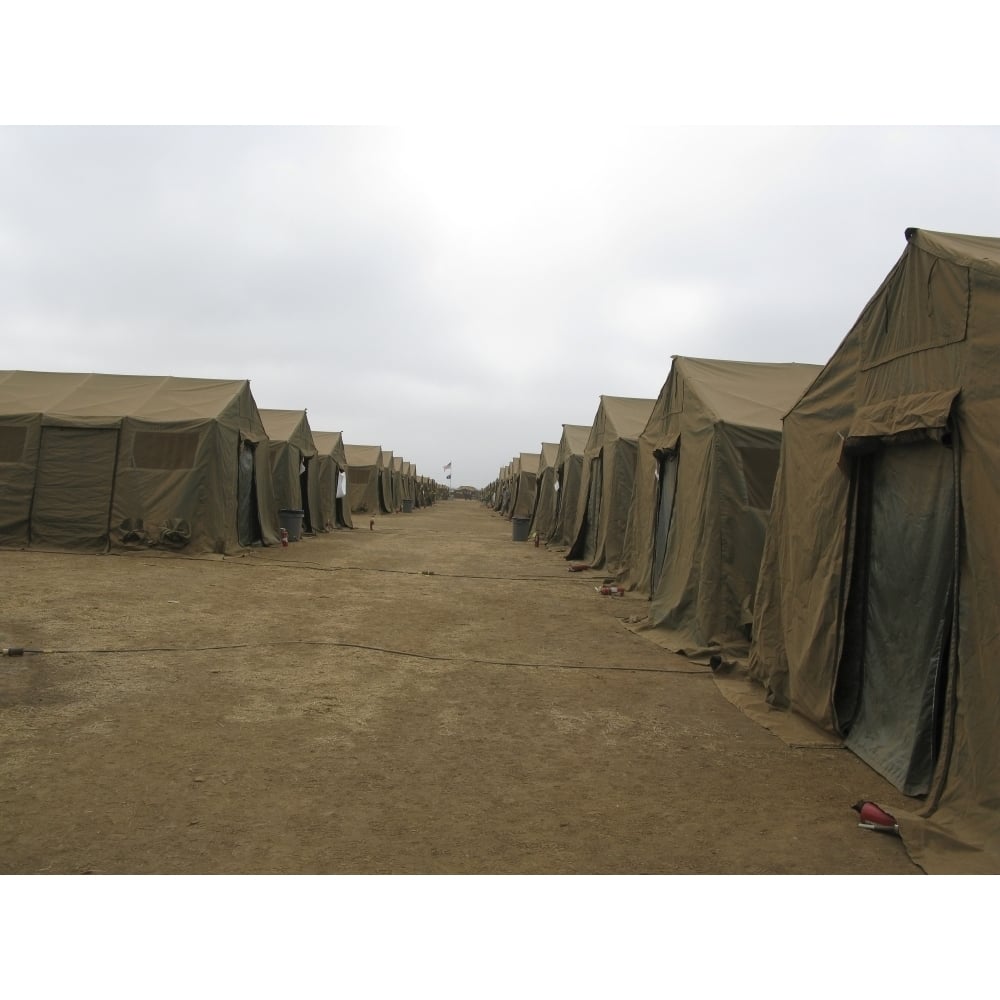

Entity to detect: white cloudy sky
[3,5,998,488]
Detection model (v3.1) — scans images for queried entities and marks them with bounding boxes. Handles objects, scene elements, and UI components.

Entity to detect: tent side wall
[111,416,236,553]
[749,349,860,727]
[0,374,279,554]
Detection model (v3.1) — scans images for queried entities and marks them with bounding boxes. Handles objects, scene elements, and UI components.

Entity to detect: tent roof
[538,442,559,472]
[557,423,591,462]
[344,443,382,466]
[259,408,317,457]
[518,452,541,474]
[664,357,824,431]
[585,395,656,455]
[0,370,259,422]
[906,227,1000,274]
[312,431,348,467]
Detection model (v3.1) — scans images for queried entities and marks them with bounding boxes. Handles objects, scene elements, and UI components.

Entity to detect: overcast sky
[4,0,1000,493]
[4,125,1000,487]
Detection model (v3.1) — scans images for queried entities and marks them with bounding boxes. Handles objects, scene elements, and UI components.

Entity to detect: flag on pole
[443,462,452,472]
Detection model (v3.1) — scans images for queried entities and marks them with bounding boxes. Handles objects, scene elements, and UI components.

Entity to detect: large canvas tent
[381,450,399,512]
[259,408,320,534]
[620,357,821,661]
[494,461,513,513]
[749,228,1000,873]
[312,430,354,529]
[401,460,416,507]
[567,396,655,573]
[391,456,406,510]
[528,441,560,541]
[509,452,540,521]
[500,458,518,516]
[0,371,280,553]
[344,444,388,514]
[551,424,590,547]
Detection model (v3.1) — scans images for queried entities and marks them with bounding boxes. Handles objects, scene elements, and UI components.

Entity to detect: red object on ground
[280,528,289,548]
[852,800,899,833]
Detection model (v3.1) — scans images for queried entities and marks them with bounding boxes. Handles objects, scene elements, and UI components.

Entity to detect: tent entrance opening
[836,439,956,796]
[651,449,678,594]
[31,426,118,552]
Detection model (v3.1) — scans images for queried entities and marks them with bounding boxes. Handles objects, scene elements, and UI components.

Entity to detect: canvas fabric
[551,424,590,547]
[260,409,321,533]
[566,396,655,573]
[312,431,354,529]
[0,371,280,554]
[529,442,560,540]
[344,443,385,514]
[510,452,540,521]
[620,357,820,663]
[749,228,1000,873]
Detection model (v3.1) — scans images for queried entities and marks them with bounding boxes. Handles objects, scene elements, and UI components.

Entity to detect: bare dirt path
[0,500,920,873]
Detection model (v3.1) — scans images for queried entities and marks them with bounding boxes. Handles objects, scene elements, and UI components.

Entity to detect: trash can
[512,517,530,542]
[278,508,305,541]
[402,498,414,513]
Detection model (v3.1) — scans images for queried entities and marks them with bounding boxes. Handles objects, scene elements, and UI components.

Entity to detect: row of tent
[0,371,441,554]
[484,228,1000,874]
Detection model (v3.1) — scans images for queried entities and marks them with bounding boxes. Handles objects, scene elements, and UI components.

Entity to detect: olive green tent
[492,462,512,512]
[401,460,416,509]
[312,431,354,530]
[509,452,541,521]
[528,441,560,541]
[0,370,280,553]
[503,457,519,516]
[750,228,1000,874]
[344,444,388,514]
[620,357,821,661]
[391,456,406,511]
[381,450,399,512]
[551,424,590,548]
[259,409,321,534]
[567,396,655,574]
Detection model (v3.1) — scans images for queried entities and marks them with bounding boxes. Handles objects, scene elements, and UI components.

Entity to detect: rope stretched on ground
[2,640,711,675]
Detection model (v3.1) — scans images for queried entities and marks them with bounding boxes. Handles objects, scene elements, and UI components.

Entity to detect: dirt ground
[0,499,921,874]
